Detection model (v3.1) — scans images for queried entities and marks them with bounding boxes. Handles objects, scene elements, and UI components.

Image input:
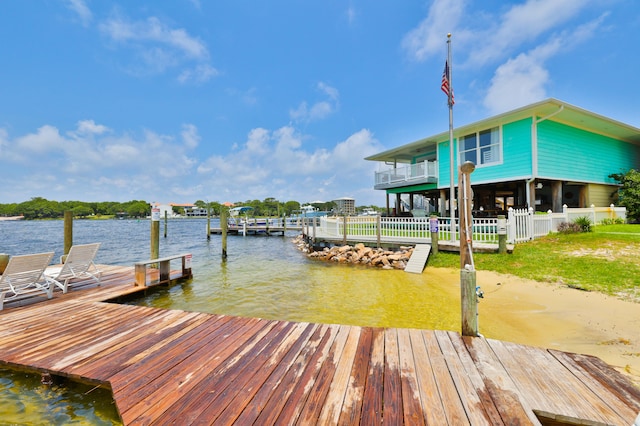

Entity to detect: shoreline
[429,267,640,386]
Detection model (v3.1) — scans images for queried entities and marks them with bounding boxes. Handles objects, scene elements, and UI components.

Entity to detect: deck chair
[0,252,55,310]
[44,243,102,294]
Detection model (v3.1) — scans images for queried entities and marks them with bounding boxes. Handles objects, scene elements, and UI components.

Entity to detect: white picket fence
[507,204,627,243]
[311,204,626,245]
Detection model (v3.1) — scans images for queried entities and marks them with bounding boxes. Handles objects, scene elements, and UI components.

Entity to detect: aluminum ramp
[404,244,431,274]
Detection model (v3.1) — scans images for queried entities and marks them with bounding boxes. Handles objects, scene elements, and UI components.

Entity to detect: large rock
[294,236,412,270]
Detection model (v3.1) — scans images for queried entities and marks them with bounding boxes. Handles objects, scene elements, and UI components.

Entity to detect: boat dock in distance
[209,217,305,236]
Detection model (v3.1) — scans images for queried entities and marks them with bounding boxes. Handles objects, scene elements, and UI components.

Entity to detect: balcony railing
[374,160,437,188]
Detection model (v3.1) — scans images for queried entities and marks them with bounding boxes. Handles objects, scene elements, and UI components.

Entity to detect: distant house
[365,99,640,217]
[151,203,207,218]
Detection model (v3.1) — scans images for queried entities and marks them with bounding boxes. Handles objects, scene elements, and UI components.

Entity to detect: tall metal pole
[447,33,456,242]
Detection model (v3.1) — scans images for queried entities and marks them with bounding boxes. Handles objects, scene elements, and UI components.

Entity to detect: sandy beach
[428,267,640,386]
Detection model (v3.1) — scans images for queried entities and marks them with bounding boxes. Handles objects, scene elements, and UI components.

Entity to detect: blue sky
[1,0,638,206]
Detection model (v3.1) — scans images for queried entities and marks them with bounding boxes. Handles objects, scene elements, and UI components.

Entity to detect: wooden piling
[460,268,478,336]
[430,214,439,256]
[497,215,507,254]
[151,207,160,260]
[164,211,168,238]
[458,161,478,337]
[221,208,228,260]
[342,215,347,245]
[206,207,211,240]
[63,211,73,258]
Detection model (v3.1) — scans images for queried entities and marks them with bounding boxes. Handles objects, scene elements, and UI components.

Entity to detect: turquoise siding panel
[437,118,533,186]
[471,118,533,182]
[537,121,640,183]
[437,139,456,186]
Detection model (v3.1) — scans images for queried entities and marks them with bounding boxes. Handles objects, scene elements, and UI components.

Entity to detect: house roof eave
[366,98,640,163]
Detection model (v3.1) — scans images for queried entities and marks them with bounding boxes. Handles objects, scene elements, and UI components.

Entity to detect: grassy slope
[428,224,640,301]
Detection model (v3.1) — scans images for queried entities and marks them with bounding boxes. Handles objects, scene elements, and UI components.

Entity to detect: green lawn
[428,224,640,300]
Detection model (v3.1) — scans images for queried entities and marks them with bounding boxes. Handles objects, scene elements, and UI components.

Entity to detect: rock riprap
[293,235,413,270]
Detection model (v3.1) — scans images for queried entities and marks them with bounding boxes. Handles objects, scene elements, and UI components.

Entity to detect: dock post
[63,211,73,262]
[312,217,317,242]
[430,214,439,256]
[206,206,211,240]
[342,215,347,245]
[221,207,228,260]
[164,211,168,238]
[459,161,478,337]
[460,268,478,336]
[497,215,507,254]
[151,206,160,260]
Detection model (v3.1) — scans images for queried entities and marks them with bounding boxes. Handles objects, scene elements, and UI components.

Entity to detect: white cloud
[178,64,219,84]
[193,125,383,204]
[1,113,383,204]
[484,53,550,114]
[483,14,605,114]
[71,120,110,137]
[66,0,92,27]
[245,128,270,154]
[16,125,66,154]
[100,16,208,59]
[181,124,200,149]
[401,0,466,62]
[290,82,340,123]
[467,0,590,67]
[98,14,215,81]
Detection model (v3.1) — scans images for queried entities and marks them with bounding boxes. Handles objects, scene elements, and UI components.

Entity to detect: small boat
[228,206,253,226]
[291,205,329,219]
[0,215,25,221]
[359,208,379,216]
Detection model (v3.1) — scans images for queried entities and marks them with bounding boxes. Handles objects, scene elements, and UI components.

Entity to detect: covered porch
[381,179,598,218]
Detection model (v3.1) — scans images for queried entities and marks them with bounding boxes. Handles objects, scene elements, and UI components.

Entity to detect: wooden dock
[0,266,639,425]
[209,219,303,236]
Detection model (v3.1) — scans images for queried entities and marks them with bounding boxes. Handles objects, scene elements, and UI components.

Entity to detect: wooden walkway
[0,266,639,425]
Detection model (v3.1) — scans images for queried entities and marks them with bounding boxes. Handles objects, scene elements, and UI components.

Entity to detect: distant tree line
[0,197,150,220]
[0,197,383,220]
[192,198,339,217]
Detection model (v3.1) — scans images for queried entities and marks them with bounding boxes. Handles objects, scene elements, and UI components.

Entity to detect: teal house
[365,99,640,217]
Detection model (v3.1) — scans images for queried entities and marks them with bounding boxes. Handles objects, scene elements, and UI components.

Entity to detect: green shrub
[600,217,625,225]
[557,221,582,234]
[573,216,592,232]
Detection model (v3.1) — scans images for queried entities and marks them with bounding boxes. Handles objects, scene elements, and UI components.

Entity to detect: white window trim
[458,126,503,168]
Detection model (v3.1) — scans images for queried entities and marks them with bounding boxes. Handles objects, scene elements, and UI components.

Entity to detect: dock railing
[309,204,626,246]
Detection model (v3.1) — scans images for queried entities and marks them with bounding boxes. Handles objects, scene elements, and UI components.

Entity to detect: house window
[459,127,500,166]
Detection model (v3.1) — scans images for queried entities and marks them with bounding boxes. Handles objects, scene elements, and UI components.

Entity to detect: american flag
[441,60,454,105]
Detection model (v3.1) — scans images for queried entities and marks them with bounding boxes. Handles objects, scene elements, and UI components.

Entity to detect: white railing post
[507,208,512,243]
[591,204,596,224]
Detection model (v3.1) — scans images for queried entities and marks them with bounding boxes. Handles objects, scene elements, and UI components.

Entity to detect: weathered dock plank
[0,265,639,425]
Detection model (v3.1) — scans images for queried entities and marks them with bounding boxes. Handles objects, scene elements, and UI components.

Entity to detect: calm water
[0,219,461,424]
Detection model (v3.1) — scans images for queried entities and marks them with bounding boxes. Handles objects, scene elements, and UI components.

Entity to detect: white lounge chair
[45,243,102,294]
[0,252,55,310]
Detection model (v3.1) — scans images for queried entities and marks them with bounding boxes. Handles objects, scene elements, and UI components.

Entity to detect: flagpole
[447,33,455,242]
